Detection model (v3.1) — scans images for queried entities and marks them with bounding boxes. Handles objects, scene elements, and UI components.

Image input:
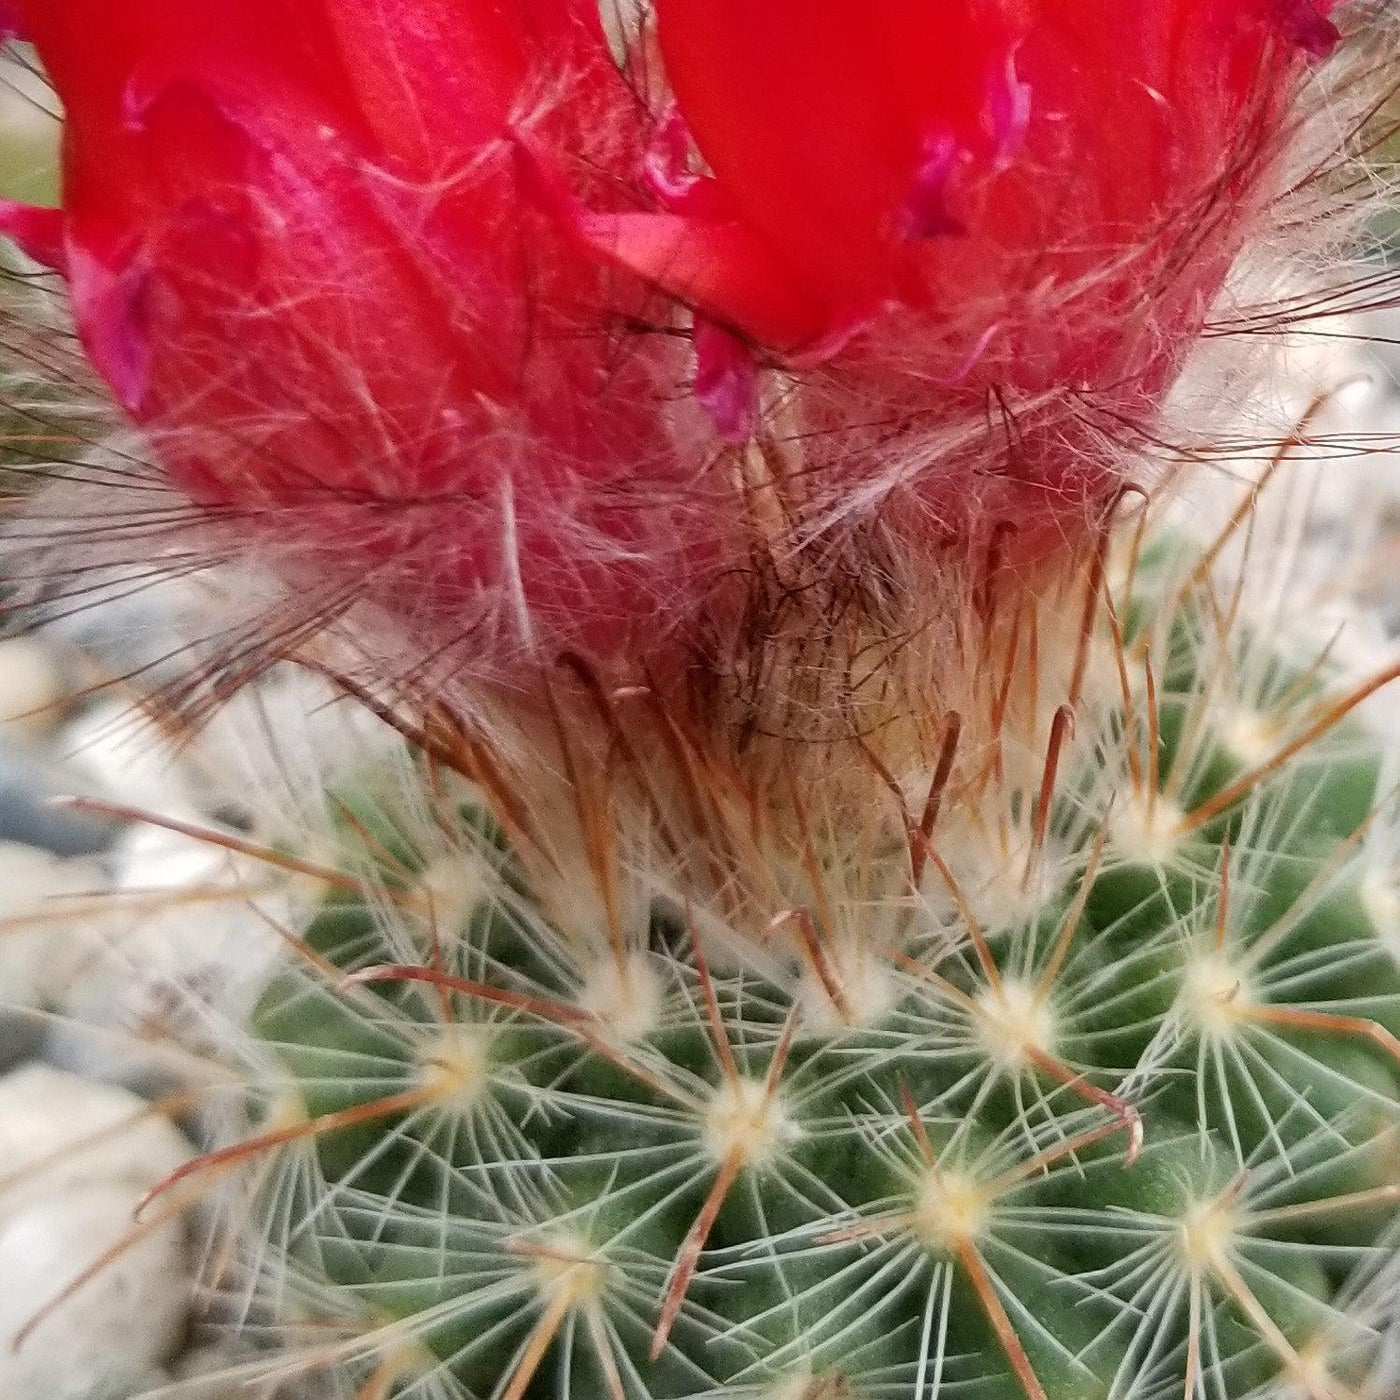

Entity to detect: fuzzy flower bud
[0,0,1348,687]
[1,0,722,662]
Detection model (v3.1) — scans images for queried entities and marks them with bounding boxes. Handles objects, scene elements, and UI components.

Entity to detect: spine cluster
[144,510,1400,1400]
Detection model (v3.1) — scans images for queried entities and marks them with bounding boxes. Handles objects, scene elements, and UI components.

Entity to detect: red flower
[574,0,1340,556]
[593,0,1338,355]
[1,1,720,663]
[1,0,1342,676]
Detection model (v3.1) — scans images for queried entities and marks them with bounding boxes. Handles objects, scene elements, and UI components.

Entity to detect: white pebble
[63,700,205,822]
[52,821,307,1085]
[103,821,297,1018]
[0,843,109,1013]
[0,1067,195,1394]
[0,1186,190,1396]
[0,636,69,740]
[170,1345,305,1399]
[0,1065,192,1209]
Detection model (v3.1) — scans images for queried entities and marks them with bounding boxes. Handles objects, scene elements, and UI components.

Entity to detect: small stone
[51,821,305,1087]
[0,1067,195,1396]
[170,1345,312,1399]
[0,635,70,739]
[57,1360,169,1400]
[29,568,210,694]
[0,738,121,857]
[0,1187,190,1397]
[0,1012,41,1073]
[0,843,113,1069]
[63,700,205,823]
[0,1065,192,1209]
[1358,304,1400,394]
[0,843,110,1014]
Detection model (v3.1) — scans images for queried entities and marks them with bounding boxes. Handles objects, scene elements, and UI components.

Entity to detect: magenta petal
[516,135,820,348]
[67,241,152,415]
[899,131,966,241]
[693,316,758,443]
[1272,0,1340,57]
[642,106,701,209]
[641,106,730,219]
[0,201,66,272]
[983,53,1032,168]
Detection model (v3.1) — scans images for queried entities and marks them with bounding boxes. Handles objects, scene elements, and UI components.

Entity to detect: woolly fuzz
[0,1,1391,738]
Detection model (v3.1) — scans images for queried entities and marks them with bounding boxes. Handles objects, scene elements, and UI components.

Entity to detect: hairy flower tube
[0,0,1348,685]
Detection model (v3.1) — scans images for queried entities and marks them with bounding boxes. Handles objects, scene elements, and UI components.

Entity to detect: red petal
[575,209,822,349]
[1268,0,1340,57]
[0,201,66,271]
[327,0,611,167]
[510,134,818,344]
[655,0,1020,314]
[25,2,361,228]
[22,2,352,119]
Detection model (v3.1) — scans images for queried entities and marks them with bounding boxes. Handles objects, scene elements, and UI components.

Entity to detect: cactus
[1,5,1396,1399]
[133,511,1398,1400]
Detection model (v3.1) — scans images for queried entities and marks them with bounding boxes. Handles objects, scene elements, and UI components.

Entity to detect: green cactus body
[216,536,1400,1400]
